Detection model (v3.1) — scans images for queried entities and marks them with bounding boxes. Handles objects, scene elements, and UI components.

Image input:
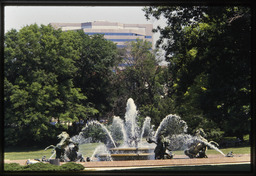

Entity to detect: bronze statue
[146,135,173,159]
[184,128,219,158]
[184,141,208,158]
[45,131,85,162]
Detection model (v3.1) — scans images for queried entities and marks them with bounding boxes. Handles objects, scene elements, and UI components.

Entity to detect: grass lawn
[4,143,101,160]
[171,146,251,155]
[4,142,251,161]
[5,147,55,160]
[206,147,251,155]
[4,143,251,172]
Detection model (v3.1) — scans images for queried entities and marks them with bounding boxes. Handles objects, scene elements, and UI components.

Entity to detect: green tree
[4,24,97,146]
[143,6,251,140]
[73,32,120,118]
[112,39,174,126]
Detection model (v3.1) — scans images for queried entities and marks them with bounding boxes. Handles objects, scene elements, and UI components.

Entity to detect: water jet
[71,98,225,161]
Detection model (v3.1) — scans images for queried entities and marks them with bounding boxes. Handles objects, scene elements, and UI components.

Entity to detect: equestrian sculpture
[45,131,85,162]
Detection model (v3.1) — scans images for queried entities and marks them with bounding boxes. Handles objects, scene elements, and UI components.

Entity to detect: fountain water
[139,116,151,146]
[198,139,226,156]
[110,99,154,148]
[73,98,225,161]
[124,98,139,147]
[111,116,128,147]
[91,144,113,161]
[167,134,196,151]
[167,134,225,156]
[79,120,117,148]
[154,114,188,140]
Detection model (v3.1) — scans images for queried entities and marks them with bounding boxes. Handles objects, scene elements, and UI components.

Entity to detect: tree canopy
[143,6,251,140]
[4,24,117,146]
[110,39,172,126]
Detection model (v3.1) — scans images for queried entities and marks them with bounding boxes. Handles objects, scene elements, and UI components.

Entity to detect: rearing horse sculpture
[184,128,219,158]
[45,131,84,162]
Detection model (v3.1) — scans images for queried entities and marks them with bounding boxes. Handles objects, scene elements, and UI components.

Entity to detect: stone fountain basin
[109,147,155,154]
[98,147,155,161]
[98,153,155,161]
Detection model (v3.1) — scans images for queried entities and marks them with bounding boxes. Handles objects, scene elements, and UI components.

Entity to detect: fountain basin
[109,147,154,154]
[98,153,155,161]
[97,147,155,161]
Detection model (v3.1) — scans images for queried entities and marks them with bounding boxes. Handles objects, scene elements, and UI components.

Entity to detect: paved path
[80,154,250,170]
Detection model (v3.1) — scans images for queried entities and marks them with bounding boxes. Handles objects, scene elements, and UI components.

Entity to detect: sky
[5,6,166,41]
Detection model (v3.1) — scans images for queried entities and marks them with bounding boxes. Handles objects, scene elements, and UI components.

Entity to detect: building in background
[50,21,153,69]
[50,21,153,49]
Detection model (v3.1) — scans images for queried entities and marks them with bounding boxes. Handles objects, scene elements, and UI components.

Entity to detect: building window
[108,39,143,42]
[84,32,143,36]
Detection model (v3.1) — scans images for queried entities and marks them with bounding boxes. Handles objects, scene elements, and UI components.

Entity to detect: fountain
[44,131,85,162]
[140,116,151,145]
[96,98,155,160]
[78,120,117,148]
[91,144,113,161]
[71,98,225,161]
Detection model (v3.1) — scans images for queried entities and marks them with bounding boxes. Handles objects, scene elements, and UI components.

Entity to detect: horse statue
[184,128,219,158]
[45,131,85,162]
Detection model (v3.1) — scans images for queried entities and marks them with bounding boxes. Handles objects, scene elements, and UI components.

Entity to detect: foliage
[143,6,251,140]
[4,163,24,171]
[111,39,174,126]
[4,162,85,171]
[109,121,124,142]
[4,24,98,146]
[4,6,252,147]
[80,125,108,144]
[73,32,120,118]
[60,162,85,171]
[23,162,61,171]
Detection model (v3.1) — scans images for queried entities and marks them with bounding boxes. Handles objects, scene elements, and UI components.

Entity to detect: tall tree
[112,39,174,126]
[73,32,120,118]
[4,24,97,146]
[143,6,251,140]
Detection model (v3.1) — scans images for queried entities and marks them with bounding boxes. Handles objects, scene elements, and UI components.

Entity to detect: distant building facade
[50,21,153,49]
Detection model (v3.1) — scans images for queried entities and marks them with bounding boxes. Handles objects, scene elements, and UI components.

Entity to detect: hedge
[4,162,85,171]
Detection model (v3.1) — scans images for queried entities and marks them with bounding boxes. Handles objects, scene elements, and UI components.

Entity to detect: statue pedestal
[49,159,60,166]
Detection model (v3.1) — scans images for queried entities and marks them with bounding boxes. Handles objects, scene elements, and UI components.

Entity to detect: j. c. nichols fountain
[45,98,226,162]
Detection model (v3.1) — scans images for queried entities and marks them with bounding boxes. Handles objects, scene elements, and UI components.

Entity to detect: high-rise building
[50,21,153,49]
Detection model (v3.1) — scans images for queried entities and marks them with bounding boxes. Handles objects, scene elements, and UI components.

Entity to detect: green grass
[244,134,250,141]
[4,142,102,160]
[78,142,102,157]
[5,133,251,160]
[206,147,251,155]
[5,142,250,161]
[4,143,251,172]
[5,148,54,160]
[169,146,250,156]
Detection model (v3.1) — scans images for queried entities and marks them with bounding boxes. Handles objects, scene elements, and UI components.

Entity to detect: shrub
[206,130,224,143]
[81,124,108,143]
[60,162,85,171]
[23,162,61,171]
[4,163,23,171]
[4,162,85,171]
